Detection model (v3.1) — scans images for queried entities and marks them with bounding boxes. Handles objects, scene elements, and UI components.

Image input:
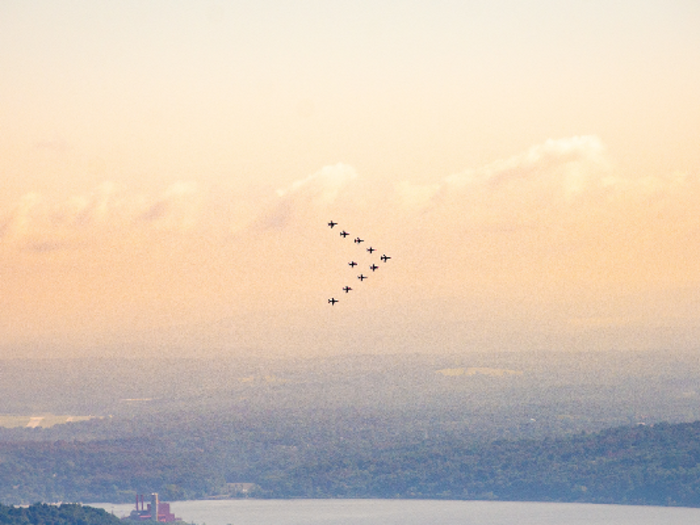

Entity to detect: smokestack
[151,493,159,522]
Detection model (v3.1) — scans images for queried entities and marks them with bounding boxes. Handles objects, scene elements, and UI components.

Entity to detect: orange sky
[1,1,699,357]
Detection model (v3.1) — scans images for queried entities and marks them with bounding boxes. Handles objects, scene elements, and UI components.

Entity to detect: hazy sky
[1,1,699,357]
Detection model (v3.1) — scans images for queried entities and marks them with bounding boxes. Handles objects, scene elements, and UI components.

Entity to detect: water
[93,499,700,525]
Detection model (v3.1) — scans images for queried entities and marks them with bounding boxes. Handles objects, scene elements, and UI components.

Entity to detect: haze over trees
[1,352,700,506]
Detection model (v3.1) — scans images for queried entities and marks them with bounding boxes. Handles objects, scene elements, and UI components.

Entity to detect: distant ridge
[2,419,700,506]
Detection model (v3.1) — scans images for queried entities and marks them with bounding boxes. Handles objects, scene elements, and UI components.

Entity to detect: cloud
[0,181,202,252]
[60,182,118,228]
[0,192,44,242]
[136,182,201,232]
[393,134,698,244]
[276,163,357,204]
[381,137,614,229]
[4,137,695,266]
[446,135,607,188]
[369,136,700,311]
[1,138,698,356]
[438,136,610,209]
[257,163,358,231]
[238,138,700,285]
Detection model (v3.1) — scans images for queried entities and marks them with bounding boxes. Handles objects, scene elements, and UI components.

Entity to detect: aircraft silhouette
[357,274,368,281]
[328,298,339,305]
[348,261,358,267]
[340,230,349,238]
[354,237,364,244]
[327,220,337,228]
[367,246,376,254]
[380,254,391,262]
[343,286,352,293]
[370,264,379,272]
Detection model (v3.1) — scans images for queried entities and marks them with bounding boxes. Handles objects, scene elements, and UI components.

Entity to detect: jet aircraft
[370,264,379,272]
[328,298,339,305]
[348,261,358,267]
[327,220,337,228]
[367,246,376,254]
[380,254,391,262]
[354,237,364,244]
[340,230,349,238]
[343,286,352,293]
[357,274,368,281]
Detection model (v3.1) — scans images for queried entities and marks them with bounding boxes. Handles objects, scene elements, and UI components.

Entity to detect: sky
[1,1,699,358]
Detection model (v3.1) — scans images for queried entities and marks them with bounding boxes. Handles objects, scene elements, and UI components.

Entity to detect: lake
[93,499,700,525]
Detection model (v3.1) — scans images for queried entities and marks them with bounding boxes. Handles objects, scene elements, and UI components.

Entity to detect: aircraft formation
[326,220,391,305]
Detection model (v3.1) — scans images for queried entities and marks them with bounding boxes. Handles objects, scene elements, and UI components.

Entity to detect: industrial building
[125,493,181,522]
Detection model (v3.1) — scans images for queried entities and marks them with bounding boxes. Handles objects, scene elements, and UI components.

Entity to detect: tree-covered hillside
[2,416,700,507]
[274,421,700,506]
[3,353,700,507]
[0,503,121,525]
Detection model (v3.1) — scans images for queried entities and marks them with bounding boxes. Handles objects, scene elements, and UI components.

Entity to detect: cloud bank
[0,181,202,251]
[2,136,697,285]
[1,136,698,355]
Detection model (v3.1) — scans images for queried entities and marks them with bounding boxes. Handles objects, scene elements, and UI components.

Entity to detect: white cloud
[444,135,608,192]
[276,163,357,204]
[3,137,697,298]
[0,181,202,251]
[1,138,699,356]
[257,163,358,231]
[0,192,43,242]
[136,181,201,232]
[245,137,699,260]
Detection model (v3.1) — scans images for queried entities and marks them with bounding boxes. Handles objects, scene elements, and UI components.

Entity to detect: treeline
[0,502,121,525]
[263,421,700,506]
[2,416,700,507]
[0,437,222,504]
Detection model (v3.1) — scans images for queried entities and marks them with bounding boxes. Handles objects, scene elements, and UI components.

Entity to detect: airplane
[354,237,364,244]
[342,286,352,293]
[327,220,337,228]
[380,254,391,262]
[370,264,379,272]
[340,230,350,238]
[328,298,339,305]
[357,274,368,281]
[348,261,358,267]
[367,246,376,254]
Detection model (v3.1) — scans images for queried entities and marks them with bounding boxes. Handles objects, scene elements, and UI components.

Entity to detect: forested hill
[299,421,700,506]
[0,503,121,525]
[2,417,700,506]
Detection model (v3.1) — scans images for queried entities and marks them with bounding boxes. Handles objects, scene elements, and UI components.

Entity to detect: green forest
[2,418,700,507]
[0,502,121,525]
[3,353,700,508]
